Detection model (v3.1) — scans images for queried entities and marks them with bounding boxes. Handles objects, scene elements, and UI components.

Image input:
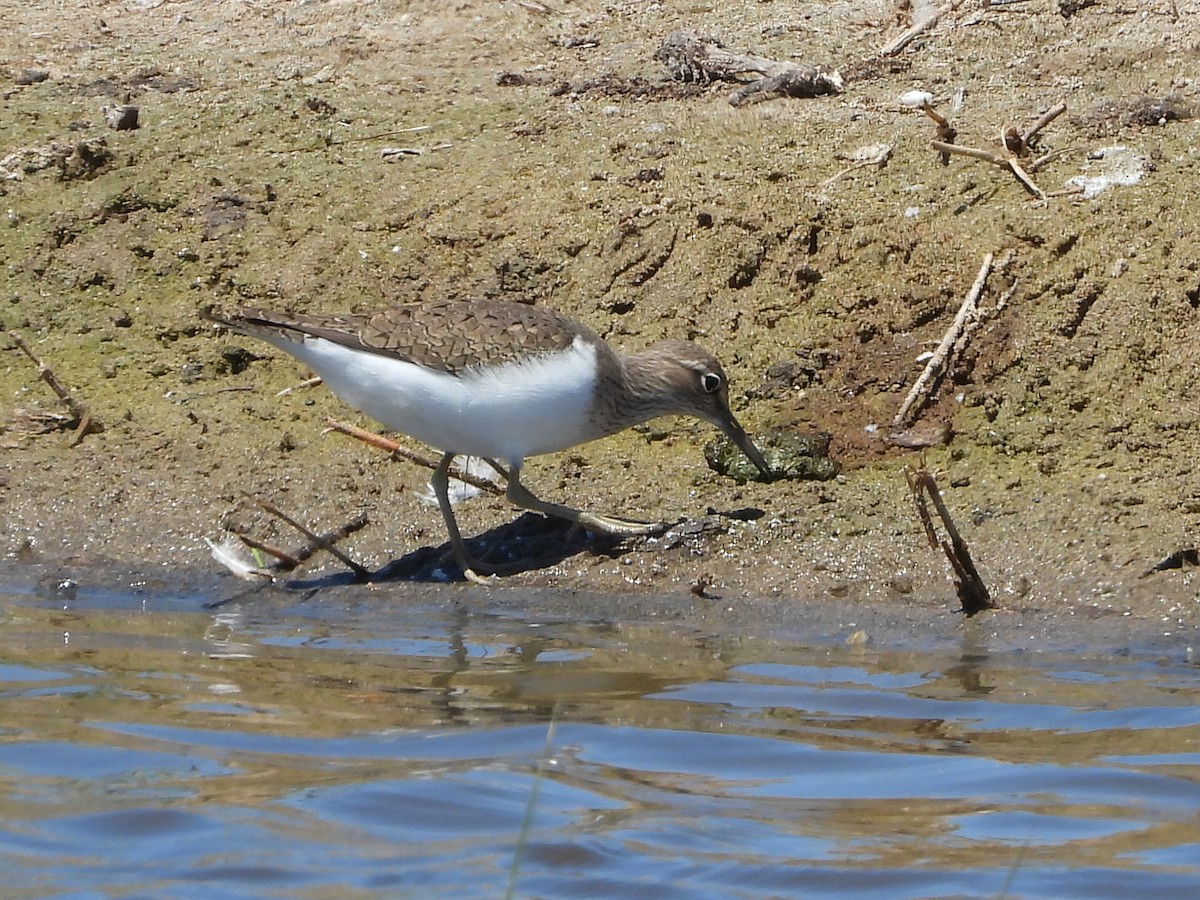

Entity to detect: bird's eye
[702,373,722,394]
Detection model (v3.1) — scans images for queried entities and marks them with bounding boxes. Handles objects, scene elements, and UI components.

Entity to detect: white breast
[263,333,601,466]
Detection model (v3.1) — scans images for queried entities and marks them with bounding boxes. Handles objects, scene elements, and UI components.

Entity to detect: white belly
[265,333,600,466]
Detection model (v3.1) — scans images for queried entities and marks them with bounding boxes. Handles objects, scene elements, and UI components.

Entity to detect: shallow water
[2,574,1200,899]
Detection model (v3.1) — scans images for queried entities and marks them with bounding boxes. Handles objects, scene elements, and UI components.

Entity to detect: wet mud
[2,1,1197,639]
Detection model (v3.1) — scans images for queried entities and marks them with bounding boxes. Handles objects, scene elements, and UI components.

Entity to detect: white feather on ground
[415,457,500,507]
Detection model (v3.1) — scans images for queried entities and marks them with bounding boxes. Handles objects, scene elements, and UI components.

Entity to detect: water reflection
[0,580,1199,898]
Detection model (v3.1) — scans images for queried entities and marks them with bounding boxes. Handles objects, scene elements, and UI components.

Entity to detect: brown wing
[210,299,597,375]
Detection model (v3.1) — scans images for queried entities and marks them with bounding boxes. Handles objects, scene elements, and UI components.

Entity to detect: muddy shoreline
[5,557,1199,664]
[2,1,1197,638]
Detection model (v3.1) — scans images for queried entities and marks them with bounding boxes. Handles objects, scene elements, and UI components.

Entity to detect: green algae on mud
[705,429,839,484]
[1,0,1197,624]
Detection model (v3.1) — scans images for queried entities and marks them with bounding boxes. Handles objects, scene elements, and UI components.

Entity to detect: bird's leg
[433,457,665,581]
[432,452,503,583]
[494,462,668,537]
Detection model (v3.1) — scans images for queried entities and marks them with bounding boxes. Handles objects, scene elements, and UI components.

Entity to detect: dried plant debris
[925,103,1066,201]
[880,0,969,56]
[706,429,839,483]
[4,409,75,439]
[209,502,372,581]
[656,28,842,105]
[822,143,893,188]
[729,67,845,107]
[893,251,1013,429]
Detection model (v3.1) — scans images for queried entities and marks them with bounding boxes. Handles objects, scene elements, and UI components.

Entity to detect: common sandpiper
[208,300,771,579]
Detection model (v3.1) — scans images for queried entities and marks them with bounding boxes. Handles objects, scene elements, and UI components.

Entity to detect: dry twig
[893,251,1005,428]
[820,143,893,189]
[208,507,371,581]
[276,375,323,397]
[1022,101,1067,145]
[928,102,1066,200]
[235,534,305,570]
[906,465,995,615]
[253,497,372,580]
[257,512,369,569]
[931,140,1046,199]
[880,0,968,56]
[6,329,102,445]
[324,417,505,497]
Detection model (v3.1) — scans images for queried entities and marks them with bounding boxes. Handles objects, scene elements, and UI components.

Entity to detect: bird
[206,299,771,579]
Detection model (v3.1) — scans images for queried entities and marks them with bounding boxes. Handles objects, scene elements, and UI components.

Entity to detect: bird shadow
[373,513,638,583]
[265,513,641,591]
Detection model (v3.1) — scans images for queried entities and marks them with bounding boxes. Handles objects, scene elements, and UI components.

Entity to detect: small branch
[879,0,967,57]
[1022,102,1067,145]
[7,331,74,406]
[930,140,1002,165]
[1046,184,1086,199]
[893,252,995,428]
[906,465,995,615]
[349,125,432,140]
[276,512,370,568]
[992,274,1020,315]
[6,329,102,445]
[236,533,305,569]
[209,509,371,581]
[820,144,893,189]
[1005,157,1046,201]
[327,125,432,146]
[930,140,1046,199]
[253,497,372,580]
[926,103,1064,200]
[276,376,323,397]
[1027,148,1067,173]
[921,104,957,138]
[236,513,367,571]
[911,101,957,163]
[324,417,506,497]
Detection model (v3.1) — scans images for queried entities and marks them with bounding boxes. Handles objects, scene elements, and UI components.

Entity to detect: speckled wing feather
[212,300,599,375]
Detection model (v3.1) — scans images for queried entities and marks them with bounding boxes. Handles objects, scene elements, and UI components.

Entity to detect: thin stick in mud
[253,497,372,580]
[906,465,995,616]
[893,251,1009,430]
[879,0,968,57]
[6,328,102,445]
[324,417,506,497]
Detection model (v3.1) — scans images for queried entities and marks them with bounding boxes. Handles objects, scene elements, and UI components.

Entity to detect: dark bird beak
[716,409,774,481]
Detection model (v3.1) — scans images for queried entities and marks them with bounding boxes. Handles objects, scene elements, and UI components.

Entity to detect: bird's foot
[573,511,670,537]
[462,567,501,585]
